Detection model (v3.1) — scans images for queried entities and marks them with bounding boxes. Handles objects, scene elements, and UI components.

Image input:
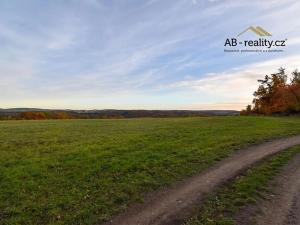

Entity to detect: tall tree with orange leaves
[242,68,300,115]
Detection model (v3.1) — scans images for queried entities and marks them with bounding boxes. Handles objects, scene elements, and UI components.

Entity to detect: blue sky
[1,0,300,110]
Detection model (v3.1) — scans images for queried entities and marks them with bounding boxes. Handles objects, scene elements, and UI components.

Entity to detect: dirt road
[237,153,300,225]
[102,135,300,225]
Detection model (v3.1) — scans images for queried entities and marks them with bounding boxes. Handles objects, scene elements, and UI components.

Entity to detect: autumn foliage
[19,112,72,120]
[241,68,300,115]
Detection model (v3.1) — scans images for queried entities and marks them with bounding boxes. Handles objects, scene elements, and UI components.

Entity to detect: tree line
[0,111,127,120]
[0,110,237,120]
[241,68,300,115]
[0,111,73,120]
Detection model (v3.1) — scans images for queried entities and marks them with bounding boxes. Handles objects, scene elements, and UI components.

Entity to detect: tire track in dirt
[102,135,300,225]
[236,153,300,225]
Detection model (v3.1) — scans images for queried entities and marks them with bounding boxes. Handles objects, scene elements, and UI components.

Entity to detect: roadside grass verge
[1,117,300,224]
[184,145,300,225]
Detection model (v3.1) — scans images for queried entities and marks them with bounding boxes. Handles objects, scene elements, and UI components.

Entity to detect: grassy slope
[184,146,300,225]
[1,116,300,225]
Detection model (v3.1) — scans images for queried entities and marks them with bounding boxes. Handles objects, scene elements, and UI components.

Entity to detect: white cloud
[166,54,300,109]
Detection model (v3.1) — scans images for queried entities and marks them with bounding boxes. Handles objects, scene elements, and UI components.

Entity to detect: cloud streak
[1,0,300,109]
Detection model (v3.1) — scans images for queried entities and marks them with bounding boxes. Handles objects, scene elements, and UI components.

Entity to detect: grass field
[1,116,300,225]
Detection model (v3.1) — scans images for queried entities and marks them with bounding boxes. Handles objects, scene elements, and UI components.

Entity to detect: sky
[1,0,300,110]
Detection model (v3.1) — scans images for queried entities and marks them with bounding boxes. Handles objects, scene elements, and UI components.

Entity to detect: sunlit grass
[1,116,300,225]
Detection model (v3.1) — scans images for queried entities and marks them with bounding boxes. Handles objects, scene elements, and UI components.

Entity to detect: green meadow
[1,116,300,225]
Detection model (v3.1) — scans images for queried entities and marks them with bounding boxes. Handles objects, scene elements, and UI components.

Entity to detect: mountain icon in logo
[238,26,272,37]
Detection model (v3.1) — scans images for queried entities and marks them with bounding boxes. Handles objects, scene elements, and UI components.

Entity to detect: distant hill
[0,108,240,120]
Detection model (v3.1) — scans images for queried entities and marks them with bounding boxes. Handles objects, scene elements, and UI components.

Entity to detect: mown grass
[1,116,300,225]
[184,145,300,225]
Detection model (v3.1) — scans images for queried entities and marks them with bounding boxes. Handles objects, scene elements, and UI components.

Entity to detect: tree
[291,70,300,84]
[20,112,46,120]
[242,68,300,115]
